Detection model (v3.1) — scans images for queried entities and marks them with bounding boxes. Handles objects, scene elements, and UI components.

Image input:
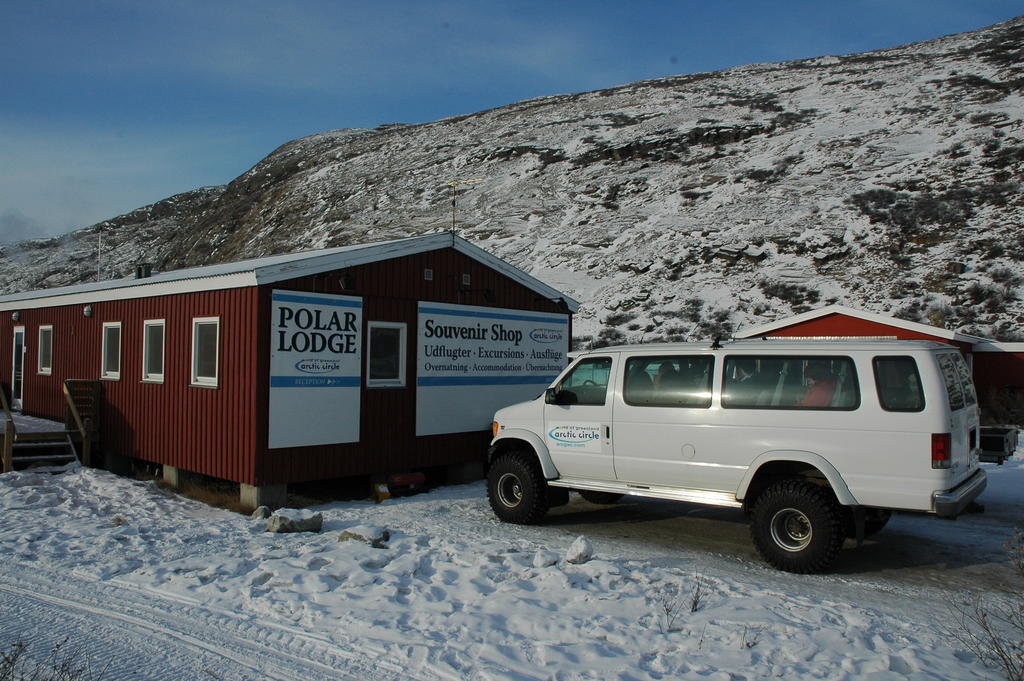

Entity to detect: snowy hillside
[1,17,1021,342]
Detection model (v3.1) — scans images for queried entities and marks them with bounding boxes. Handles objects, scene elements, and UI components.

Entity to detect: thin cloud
[0,119,257,239]
[0,210,46,244]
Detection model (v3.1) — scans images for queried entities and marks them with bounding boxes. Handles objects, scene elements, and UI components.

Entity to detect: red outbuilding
[0,233,577,506]
[736,304,1024,422]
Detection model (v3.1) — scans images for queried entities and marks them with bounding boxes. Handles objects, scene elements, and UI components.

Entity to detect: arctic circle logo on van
[294,358,341,374]
[547,425,601,446]
[530,328,563,343]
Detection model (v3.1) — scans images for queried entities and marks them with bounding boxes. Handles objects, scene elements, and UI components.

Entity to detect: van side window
[722,356,859,410]
[555,357,612,406]
[873,356,925,412]
[623,356,713,408]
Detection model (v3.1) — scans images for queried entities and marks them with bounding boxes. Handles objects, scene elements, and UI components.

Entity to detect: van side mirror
[545,388,559,404]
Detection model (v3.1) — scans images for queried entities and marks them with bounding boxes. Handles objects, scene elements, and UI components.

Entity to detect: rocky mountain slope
[2,17,1021,342]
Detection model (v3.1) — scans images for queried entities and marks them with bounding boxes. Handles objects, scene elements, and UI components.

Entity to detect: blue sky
[1,1,1019,243]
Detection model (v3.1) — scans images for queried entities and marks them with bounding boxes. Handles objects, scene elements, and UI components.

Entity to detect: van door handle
[605,426,611,438]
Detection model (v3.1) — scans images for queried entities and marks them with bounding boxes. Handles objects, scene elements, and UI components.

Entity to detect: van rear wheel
[487,451,550,525]
[750,479,843,574]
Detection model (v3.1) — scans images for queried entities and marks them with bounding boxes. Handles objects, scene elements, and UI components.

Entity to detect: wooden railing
[63,380,101,468]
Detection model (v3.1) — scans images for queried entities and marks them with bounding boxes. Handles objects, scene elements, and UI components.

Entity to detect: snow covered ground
[1,454,1022,680]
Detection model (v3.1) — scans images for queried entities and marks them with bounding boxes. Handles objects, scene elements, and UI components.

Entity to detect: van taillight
[932,433,952,469]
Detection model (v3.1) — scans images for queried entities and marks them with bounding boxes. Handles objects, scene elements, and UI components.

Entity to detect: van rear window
[722,356,859,410]
[952,353,978,407]
[873,356,925,412]
[937,353,976,411]
[623,355,713,408]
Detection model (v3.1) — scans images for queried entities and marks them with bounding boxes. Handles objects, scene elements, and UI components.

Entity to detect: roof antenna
[711,336,722,350]
[446,178,485,238]
[96,225,103,282]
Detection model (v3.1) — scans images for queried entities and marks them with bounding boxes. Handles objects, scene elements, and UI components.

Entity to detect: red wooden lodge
[0,233,577,507]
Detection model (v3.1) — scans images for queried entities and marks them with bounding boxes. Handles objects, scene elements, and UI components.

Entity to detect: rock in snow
[533,549,560,568]
[266,508,323,533]
[565,536,594,564]
[338,524,390,548]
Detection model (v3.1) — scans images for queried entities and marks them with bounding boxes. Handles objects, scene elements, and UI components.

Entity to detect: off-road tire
[487,451,550,524]
[578,490,624,505]
[750,479,844,574]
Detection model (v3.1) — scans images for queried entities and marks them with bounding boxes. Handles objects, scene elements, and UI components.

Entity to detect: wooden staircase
[1,381,100,473]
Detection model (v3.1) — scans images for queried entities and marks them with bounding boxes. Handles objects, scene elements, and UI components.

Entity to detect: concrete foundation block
[162,465,182,488]
[240,483,287,510]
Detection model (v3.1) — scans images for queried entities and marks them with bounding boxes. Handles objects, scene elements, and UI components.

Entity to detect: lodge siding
[253,248,568,485]
[973,353,1024,404]
[0,287,259,484]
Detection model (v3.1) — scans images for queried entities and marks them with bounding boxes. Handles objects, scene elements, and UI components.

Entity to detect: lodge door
[11,326,24,410]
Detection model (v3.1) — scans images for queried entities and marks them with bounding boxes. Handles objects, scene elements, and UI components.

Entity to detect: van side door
[543,355,617,481]
[612,354,720,488]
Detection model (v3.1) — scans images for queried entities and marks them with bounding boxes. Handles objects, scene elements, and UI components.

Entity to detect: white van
[486,339,986,573]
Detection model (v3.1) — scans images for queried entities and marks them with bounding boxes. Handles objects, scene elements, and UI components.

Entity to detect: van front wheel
[750,480,843,574]
[487,451,550,525]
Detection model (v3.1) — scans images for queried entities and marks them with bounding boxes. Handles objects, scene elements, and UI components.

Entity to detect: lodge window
[142,319,165,383]
[367,321,406,388]
[37,325,53,375]
[191,317,219,388]
[101,322,121,380]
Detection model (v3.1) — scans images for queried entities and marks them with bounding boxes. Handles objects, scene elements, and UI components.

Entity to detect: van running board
[548,478,743,508]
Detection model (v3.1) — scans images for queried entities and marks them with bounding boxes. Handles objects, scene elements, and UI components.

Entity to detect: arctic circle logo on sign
[547,425,601,446]
[295,358,341,374]
[529,328,564,343]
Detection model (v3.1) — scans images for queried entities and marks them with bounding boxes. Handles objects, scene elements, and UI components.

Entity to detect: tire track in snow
[0,569,441,681]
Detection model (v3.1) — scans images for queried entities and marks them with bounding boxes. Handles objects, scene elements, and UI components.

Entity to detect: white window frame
[142,319,165,383]
[366,321,407,388]
[37,325,53,375]
[191,317,220,388]
[101,322,122,380]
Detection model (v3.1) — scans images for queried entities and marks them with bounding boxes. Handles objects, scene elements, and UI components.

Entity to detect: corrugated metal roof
[0,233,579,312]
